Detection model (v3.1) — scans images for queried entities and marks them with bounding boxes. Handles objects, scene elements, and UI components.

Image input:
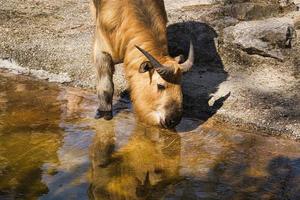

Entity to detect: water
[0,72,300,200]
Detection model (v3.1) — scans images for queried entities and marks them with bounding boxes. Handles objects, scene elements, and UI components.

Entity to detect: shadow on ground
[169,21,229,131]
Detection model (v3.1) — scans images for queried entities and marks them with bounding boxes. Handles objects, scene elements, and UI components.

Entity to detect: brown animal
[91,0,194,128]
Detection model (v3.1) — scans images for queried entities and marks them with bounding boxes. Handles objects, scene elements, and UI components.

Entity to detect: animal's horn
[180,41,194,72]
[135,45,163,69]
[135,45,175,79]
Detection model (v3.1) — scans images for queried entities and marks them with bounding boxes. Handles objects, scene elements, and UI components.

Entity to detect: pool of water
[0,72,300,200]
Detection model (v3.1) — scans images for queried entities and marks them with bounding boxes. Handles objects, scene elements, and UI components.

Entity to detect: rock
[285,0,300,8]
[294,13,300,29]
[293,0,300,10]
[164,0,216,10]
[224,3,281,21]
[222,17,296,61]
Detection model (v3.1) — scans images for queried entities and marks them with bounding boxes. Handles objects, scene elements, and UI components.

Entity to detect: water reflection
[90,118,181,200]
[40,86,97,200]
[1,72,300,200]
[0,73,63,199]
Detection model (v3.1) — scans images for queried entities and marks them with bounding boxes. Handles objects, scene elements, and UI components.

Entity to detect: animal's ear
[139,61,153,73]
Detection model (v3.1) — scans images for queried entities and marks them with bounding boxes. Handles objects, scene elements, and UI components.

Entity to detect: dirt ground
[0,0,299,139]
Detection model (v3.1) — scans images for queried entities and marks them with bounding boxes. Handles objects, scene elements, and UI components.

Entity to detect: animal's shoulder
[96,1,123,33]
[96,0,167,33]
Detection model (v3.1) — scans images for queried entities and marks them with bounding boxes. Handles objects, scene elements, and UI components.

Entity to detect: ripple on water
[0,72,300,200]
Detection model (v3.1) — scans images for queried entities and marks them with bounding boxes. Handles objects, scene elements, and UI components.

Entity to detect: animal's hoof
[103,112,113,120]
[95,109,113,120]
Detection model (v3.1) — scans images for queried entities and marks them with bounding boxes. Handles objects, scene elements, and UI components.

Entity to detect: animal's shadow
[167,21,230,131]
[113,21,230,132]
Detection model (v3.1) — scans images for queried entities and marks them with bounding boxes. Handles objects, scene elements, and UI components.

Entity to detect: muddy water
[0,72,300,200]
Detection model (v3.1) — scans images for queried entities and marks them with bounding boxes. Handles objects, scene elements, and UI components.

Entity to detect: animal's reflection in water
[89,116,181,200]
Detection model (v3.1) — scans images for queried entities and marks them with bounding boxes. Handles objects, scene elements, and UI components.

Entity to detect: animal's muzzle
[162,113,182,128]
[160,102,182,129]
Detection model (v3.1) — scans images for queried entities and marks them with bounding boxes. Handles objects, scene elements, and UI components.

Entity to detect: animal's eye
[157,84,166,91]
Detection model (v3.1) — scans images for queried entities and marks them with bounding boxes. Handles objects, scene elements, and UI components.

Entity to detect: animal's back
[92,0,168,62]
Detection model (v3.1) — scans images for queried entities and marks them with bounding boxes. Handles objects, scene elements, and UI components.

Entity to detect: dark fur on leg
[94,51,115,120]
[95,109,113,120]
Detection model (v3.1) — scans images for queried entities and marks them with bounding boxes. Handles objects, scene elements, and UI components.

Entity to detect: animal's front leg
[94,51,114,120]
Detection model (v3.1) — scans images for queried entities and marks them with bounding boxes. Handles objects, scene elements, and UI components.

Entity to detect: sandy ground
[0,0,299,139]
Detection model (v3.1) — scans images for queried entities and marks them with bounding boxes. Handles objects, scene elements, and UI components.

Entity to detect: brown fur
[92,0,184,126]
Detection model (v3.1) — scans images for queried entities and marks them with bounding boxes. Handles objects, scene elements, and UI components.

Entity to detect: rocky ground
[0,0,299,139]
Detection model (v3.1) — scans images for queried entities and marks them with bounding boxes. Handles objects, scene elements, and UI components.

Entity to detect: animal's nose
[163,112,182,128]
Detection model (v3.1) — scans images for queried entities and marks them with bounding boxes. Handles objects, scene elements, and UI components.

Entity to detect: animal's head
[131,42,194,128]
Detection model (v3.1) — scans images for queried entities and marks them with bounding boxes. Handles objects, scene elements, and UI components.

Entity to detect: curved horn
[155,65,175,77]
[135,45,175,79]
[180,41,194,72]
[135,45,163,69]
